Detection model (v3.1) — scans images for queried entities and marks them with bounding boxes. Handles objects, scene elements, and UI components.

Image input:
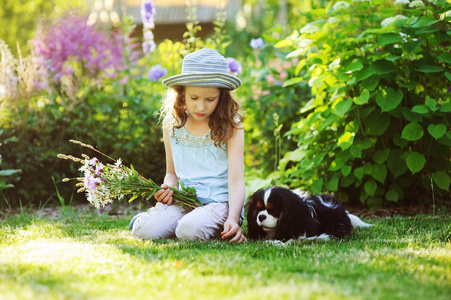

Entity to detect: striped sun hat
[162,48,241,90]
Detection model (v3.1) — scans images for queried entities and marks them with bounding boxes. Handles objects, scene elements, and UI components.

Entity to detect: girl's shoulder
[163,115,178,131]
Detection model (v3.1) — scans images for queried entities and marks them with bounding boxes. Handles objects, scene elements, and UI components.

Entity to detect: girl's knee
[132,215,174,240]
[175,219,208,240]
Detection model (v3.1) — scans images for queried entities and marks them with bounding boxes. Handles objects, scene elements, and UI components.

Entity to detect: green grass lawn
[0,208,450,300]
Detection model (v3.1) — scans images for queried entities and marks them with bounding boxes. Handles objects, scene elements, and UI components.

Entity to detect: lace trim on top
[170,126,218,149]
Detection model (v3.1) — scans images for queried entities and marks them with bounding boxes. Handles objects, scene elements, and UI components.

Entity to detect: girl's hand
[154,184,174,205]
[221,219,247,243]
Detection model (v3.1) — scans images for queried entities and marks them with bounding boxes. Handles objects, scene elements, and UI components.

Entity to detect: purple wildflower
[95,163,104,176]
[250,37,264,50]
[148,64,168,81]
[84,173,91,189]
[141,0,156,27]
[89,179,98,190]
[227,58,242,75]
[142,40,156,54]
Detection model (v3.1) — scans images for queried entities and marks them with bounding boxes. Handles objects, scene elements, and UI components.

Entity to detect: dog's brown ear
[246,189,266,240]
[245,188,264,210]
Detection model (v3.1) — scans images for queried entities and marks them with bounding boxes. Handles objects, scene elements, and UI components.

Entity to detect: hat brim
[162,72,241,90]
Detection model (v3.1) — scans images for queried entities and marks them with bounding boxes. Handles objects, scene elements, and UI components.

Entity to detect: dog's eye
[267,202,273,210]
[256,201,263,208]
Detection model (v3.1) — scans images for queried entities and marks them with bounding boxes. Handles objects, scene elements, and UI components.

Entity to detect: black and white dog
[247,186,372,241]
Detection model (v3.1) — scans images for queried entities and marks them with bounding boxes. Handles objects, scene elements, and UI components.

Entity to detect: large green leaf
[0,169,21,176]
[311,178,324,194]
[324,174,340,191]
[354,167,364,180]
[345,59,364,74]
[432,171,450,191]
[411,105,430,115]
[275,39,293,48]
[0,183,14,189]
[405,151,426,174]
[378,33,402,46]
[373,149,390,164]
[334,98,353,116]
[329,151,351,171]
[338,131,355,150]
[427,124,447,140]
[376,87,403,112]
[387,150,408,178]
[341,165,352,177]
[402,39,424,53]
[440,102,451,113]
[426,98,438,112]
[353,89,370,105]
[372,163,387,183]
[411,16,440,28]
[366,111,390,136]
[416,65,444,73]
[364,179,377,196]
[363,163,373,175]
[283,77,305,87]
[362,76,379,91]
[370,60,396,74]
[385,189,398,202]
[350,139,374,158]
[401,122,424,141]
[438,52,451,64]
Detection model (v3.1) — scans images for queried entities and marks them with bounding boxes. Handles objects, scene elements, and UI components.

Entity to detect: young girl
[131,48,247,243]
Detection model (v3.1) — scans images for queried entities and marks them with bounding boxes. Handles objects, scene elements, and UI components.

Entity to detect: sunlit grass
[1,211,450,300]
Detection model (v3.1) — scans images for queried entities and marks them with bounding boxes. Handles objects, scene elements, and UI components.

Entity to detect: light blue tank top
[169,125,229,204]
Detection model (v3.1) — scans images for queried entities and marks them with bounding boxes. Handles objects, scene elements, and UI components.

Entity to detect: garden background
[1,0,450,212]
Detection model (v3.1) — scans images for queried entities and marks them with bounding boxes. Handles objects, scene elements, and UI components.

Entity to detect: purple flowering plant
[141,0,156,28]
[148,64,168,81]
[141,0,156,54]
[33,11,127,86]
[227,58,242,75]
[250,38,264,50]
[58,140,200,210]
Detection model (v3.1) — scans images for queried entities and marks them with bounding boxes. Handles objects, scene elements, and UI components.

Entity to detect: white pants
[132,202,229,241]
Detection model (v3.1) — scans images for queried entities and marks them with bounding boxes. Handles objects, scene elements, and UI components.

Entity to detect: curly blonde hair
[160,86,243,149]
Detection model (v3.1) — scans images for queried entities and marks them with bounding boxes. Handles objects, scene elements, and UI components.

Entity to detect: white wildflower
[332,1,350,11]
[409,0,425,7]
[328,58,341,71]
[328,17,339,24]
[394,0,410,5]
[298,38,313,48]
[381,15,408,27]
[300,24,319,34]
[115,158,123,167]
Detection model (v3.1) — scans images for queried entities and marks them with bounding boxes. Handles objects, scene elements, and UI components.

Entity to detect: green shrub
[274,0,450,208]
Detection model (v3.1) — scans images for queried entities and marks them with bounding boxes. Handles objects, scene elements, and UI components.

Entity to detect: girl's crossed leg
[132,202,229,241]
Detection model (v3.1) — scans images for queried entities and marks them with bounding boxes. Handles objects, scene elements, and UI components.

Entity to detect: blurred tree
[0,0,87,55]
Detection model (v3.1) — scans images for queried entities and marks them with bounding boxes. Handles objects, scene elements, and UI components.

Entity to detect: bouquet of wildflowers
[57,140,201,210]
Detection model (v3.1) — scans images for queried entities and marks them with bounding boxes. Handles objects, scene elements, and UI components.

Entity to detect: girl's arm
[221,126,247,243]
[154,121,178,205]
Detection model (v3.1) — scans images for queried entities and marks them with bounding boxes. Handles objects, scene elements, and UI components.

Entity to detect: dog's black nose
[258,215,266,222]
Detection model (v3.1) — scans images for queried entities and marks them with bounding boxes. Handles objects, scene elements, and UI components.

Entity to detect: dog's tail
[347,213,373,228]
